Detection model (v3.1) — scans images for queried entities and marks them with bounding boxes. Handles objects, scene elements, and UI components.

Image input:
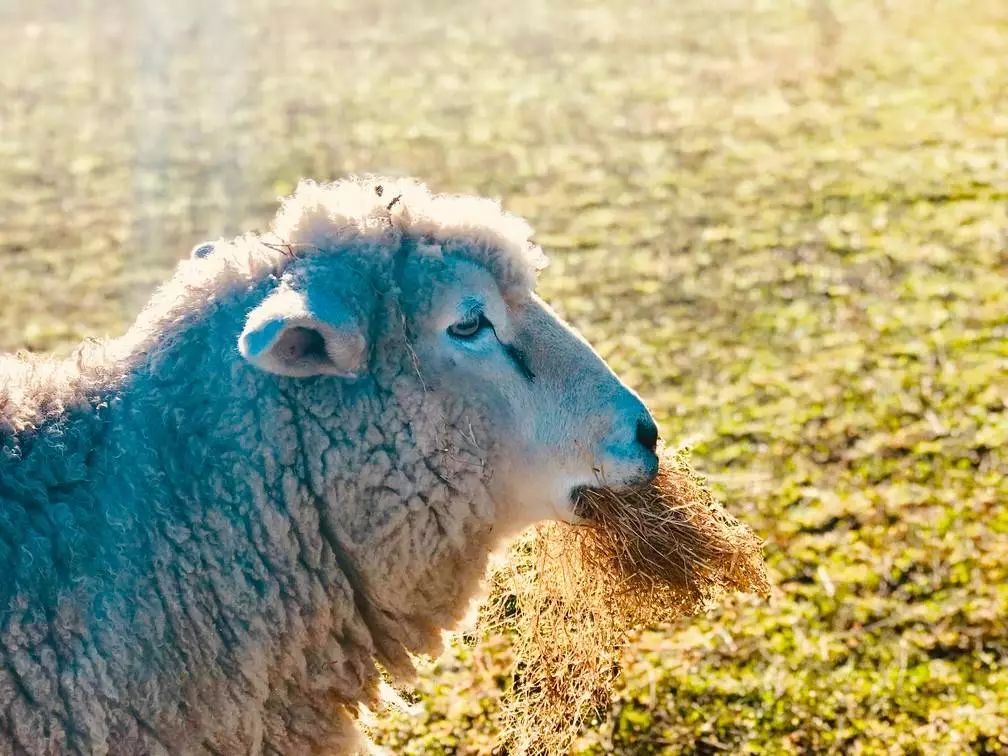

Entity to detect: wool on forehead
[116,176,549,361]
[268,176,548,290]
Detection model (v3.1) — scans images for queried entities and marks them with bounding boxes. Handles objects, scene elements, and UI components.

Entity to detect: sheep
[0,176,661,755]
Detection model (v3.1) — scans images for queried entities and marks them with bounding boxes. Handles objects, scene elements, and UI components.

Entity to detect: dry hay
[478,449,770,755]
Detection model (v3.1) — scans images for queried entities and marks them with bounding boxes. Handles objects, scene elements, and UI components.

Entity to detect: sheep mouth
[568,479,649,521]
[568,485,596,520]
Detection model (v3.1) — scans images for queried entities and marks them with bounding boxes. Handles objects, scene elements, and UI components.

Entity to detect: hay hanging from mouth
[478,449,770,755]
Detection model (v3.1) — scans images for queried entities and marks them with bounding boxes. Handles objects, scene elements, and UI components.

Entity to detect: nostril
[635,415,659,454]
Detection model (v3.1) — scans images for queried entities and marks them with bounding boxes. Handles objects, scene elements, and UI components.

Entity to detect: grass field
[2,0,1007,752]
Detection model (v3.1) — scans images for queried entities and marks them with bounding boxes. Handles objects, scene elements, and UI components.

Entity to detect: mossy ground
[1,0,1005,752]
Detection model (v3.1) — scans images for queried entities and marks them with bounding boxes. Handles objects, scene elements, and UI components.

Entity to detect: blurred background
[1,0,1006,752]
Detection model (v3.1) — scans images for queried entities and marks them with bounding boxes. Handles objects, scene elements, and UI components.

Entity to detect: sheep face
[397,252,659,532]
[237,243,659,538]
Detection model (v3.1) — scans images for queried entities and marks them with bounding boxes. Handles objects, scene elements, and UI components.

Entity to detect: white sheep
[0,177,660,754]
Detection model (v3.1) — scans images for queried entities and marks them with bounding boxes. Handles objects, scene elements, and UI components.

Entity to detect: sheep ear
[238,282,368,378]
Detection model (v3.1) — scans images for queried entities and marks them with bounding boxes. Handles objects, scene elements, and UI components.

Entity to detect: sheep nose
[635,415,659,454]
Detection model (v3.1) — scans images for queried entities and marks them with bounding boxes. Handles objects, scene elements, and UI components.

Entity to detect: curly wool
[0,177,546,754]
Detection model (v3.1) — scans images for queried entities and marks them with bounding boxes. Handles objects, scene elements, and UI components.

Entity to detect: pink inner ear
[274,326,327,363]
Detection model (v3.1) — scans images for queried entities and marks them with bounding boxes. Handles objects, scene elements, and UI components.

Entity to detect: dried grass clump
[478,450,770,755]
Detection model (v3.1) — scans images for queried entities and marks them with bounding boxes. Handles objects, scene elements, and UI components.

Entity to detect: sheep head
[230,178,660,538]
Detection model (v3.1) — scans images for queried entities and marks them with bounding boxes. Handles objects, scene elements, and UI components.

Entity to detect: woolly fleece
[0,177,547,754]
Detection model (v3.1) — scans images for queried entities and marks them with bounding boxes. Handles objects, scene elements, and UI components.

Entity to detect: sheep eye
[447,313,490,340]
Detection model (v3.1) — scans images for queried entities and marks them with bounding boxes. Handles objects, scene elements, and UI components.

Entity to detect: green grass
[2,0,1006,752]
